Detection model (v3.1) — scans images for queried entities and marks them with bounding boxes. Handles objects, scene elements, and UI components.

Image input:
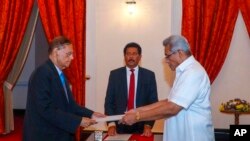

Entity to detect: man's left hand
[141,125,152,137]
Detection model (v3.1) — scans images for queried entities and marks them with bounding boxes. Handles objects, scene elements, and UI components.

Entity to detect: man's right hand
[80,117,97,128]
[107,126,117,136]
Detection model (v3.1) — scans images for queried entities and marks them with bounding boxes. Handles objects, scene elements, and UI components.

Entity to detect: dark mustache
[128,59,135,62]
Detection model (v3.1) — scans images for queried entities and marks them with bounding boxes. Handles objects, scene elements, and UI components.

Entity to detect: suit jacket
[23,59,94,141]
[105,66,158,134]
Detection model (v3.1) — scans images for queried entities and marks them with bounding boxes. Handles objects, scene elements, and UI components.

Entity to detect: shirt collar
[54,65,63,75]
[126,66,139,72]
[176,56,195,72]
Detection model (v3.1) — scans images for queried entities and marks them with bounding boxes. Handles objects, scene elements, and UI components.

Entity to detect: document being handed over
[94,114,124,122]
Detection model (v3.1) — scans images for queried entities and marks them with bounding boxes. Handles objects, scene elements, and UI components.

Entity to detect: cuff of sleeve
[144,124,152,128]
[108,122,116,127]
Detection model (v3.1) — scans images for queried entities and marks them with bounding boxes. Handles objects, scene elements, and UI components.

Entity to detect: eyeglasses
[56,45,74,58]
[64,51,73,57]
[165,51,176,59]
[57,48,73,58]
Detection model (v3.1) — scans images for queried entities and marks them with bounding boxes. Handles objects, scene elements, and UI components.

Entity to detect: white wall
[85,0,250,131]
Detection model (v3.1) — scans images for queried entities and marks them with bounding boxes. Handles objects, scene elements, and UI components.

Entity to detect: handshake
[80,110,139,128]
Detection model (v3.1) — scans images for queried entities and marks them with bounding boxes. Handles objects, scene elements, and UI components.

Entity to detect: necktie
[60,73,69,102]
[128,69,135,110]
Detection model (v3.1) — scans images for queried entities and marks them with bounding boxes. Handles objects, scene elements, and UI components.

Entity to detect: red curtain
[0,0,34,133]
[182,0,239,83]
[37,0,86,106]
[238,0,250,36]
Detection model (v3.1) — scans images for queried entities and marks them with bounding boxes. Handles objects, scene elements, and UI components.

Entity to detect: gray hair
[162,35,192,56]
[48,36,72,54]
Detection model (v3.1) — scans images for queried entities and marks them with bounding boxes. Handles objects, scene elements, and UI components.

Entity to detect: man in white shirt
[122,35,215,141]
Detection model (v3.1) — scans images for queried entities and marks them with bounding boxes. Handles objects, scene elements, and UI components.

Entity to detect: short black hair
[48,36,72,54]
[123,42,142,55]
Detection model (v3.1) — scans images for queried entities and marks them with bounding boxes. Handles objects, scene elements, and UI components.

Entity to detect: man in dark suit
[104,42,158,137]
[23,36,105,141]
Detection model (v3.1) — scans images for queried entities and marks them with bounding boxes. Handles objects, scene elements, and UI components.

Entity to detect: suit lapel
[47,59,70,103]
[136,67,142,106]
[121,67,128,99]
[64,78,72,102]
[119,67,129,110]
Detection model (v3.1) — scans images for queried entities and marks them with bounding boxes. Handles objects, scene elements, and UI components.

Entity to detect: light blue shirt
[163,56,215,141]
[54,65,69,102]
[54,65,63,76]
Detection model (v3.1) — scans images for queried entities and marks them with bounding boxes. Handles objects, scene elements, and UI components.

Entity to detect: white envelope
[94,114,124,122]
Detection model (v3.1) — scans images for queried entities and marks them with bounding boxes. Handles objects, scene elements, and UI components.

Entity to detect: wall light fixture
[126,0,136,15]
